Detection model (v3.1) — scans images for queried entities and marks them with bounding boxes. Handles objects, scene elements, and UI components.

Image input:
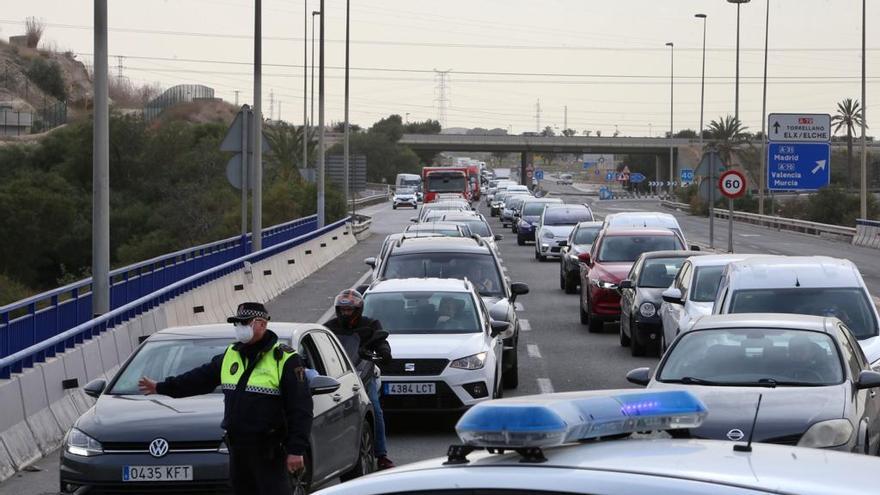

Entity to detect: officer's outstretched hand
[286,454,304,473]
[138,377,158,395]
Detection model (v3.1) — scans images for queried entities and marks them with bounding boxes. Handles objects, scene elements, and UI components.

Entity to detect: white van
[712,256,880,364]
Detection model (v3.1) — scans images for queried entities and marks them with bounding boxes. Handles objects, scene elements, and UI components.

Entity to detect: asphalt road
[4,184,878,493]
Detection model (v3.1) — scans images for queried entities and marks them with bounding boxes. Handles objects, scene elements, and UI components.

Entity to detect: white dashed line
[519,319,532,332]
[527,344,543,359]
[537,378,555,394]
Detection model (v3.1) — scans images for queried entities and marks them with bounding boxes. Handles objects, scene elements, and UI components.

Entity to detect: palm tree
[263,123,317,182]
[831,98,865,190]
[707,115,748,168]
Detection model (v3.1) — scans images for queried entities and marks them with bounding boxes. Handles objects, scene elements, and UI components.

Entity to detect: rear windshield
[451,220,490,237]
[638,257,686,288]
[543,208,594,226]
[523,202,556,216]
[506,197,527,209]
[691,266,725,302]
[598,235,681,263]
[382,253,503,297]
[110,339,230,394]
[363,292,480,334]
[406,227,463,237]
[729,288,878,339]
[573,226,601,245]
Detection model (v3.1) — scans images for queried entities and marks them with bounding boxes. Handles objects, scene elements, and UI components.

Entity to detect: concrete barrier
[0,221,360,481]
[853,219,880,249]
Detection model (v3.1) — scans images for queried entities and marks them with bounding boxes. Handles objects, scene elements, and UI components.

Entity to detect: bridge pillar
[520,152,530,186]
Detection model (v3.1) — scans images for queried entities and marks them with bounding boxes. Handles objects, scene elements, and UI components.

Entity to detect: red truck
[467,164,481,200]
[422,167,470,203]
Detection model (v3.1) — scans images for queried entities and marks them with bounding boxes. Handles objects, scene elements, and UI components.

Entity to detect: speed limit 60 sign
[719,170,746,199]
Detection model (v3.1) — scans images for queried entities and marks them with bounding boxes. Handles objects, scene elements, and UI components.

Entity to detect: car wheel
[579,286,590,325]
[630,321,646,357]
[392,205,397,210]
[503,348,519,389]
[619,317,631,347]
[512,225,518,233]
[517,236,525,246]
[339,420,376,482]
[564,271,578,294]
[559,266,566,290]
[586,294,603,333]
[289,452,313,495]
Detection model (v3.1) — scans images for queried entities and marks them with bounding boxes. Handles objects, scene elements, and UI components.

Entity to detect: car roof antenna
[734,393,763,453]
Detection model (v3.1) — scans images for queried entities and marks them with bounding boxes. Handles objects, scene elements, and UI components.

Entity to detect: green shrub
[26,57,67,101]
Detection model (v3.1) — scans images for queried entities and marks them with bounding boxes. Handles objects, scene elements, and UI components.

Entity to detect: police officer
[137,302,312,495]
[324,289,395,470]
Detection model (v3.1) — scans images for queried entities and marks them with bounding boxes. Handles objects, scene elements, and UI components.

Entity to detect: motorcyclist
[323,289,395,470]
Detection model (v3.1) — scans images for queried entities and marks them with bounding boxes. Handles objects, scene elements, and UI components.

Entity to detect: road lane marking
[537,378,554,394]
[519,319,531,332]
[318,269,373,323]
[527,344,542,359]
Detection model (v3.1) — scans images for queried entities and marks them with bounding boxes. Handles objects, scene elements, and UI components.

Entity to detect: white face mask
[233,323,254,343]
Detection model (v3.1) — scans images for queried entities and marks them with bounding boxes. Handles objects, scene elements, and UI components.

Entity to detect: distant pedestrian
[138,302,312,495]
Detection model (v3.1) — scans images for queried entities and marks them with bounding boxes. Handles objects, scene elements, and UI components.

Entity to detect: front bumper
[589,286,622,318]
[393,198,418,207]
[60,450,230,494]
[632,317,663,345]
[537,239,566,257]
[379,368,496,412]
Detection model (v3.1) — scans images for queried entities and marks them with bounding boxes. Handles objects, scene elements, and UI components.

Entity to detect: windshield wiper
[667,376,725,386]
[750,378,825,387]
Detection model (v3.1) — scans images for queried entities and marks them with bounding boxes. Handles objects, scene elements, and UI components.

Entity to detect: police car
[314,389,880,495]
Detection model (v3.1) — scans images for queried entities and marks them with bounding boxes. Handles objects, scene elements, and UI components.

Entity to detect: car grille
[380,381,463,411]
[102,440,221,452]
[84,481,230,494]
[379,359,449,376]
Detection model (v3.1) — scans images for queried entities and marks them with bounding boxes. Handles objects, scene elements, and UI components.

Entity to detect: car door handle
[352,384,361,392]
[332,393,342,402]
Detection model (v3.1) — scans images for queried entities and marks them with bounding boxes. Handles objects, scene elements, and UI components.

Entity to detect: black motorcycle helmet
[334,289,364,326]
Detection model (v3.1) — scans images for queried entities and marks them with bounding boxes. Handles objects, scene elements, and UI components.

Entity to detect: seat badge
[405,363,415,372]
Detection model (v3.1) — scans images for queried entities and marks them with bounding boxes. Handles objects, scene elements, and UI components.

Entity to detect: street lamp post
[666,42,674,194]
[311,11,319,137]
[695,14,707,151]
[860,0,868,219]
[302,0,308,176]
[93,0,110,315]
[728,0,751,122]
[344,0,351,216]
[317,0,325,228]
[252,0,263,251]
[759,0,770,215]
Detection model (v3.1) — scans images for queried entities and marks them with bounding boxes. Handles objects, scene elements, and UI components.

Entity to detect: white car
[313,389,880,495]
[392,188,419,209]
[556,173,573,185]
[535,204,594,261]
[713,255,880,365]
[361,278,508,411]
[603,211,690,247]
[659,254,754,351]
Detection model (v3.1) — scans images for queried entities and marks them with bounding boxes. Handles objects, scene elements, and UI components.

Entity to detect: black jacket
[155,330,313,455]
[324,315,391,383]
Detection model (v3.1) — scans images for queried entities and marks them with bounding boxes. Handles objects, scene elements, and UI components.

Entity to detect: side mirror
[625,367,651,387]
[83,379,106,399]
[309,375,341,396]
[618,280,634,290]
[355,284,370,295]
[489,320,510,337]
[489,300,511,323]
[857,370,880,390]
[510,282,530,302]
[661,288,684,305]
[364,257,377,268]
[494,234,504,241]
[558,240,568,247]
[578,252,592,265]
[690,244,701,251]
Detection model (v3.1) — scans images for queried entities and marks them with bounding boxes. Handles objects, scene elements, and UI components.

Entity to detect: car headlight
[639,302,657,318]
[542,230,555,239]
[797,419,853,449]
[450,352,488,370]
[65,428,104,457]
[592,279,617,290]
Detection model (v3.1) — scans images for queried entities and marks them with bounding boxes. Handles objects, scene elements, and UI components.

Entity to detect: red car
[578,228,685,333]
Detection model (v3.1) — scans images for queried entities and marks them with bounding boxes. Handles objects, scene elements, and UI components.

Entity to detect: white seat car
[361,278,508,411]
[659,254,754,351]
[713,255,880,365]
[313,389,880,495]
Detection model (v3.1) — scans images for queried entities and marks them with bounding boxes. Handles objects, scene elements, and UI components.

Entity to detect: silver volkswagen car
[60,323,375,494]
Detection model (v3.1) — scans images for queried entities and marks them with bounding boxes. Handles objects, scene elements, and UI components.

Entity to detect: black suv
[362,236,528,388]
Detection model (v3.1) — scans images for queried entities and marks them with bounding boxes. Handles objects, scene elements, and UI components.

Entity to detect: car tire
[585,294,603,333]
[512,225,518,233]
[339,420,376,482]
[289,452,313,495]
[564,271,578,294]
[503,348,519,389]
[559,267,566,290]
[517,236,525,246]
[619,318,631,347]
[579,286,590,325]
[392,205,397,210]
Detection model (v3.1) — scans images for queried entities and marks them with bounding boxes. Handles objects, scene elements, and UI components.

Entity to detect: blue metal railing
[0,215,318,377]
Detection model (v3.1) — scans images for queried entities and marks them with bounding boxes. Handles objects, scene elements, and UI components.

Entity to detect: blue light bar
[455,390,707,449]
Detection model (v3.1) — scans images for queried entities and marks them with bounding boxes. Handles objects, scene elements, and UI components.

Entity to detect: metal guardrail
[0,215,318,375]
[0,217,347,379]
[660,201,857,238]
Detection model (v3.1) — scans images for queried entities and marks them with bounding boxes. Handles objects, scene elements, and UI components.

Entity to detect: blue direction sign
[535,169,544,180]
[583,161,596,169]
[767,142,831,191]
[630,173,646,184]
[605,171,616,182]
[680,169,695,183]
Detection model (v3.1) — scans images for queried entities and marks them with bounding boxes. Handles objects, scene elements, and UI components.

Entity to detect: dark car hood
[591,262,632,283]
[78,394,224,442]
[651,383,846,442]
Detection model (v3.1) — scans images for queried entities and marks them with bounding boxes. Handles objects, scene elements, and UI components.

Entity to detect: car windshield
[506,197,527,209]
[598,235,680,262]
[523,202,556,216]
[659,329,844,386]
[109,338,230,395]
[639,257,686,288]
[396,187,416,195]
[363,292,480,334]
[382,253,503,297]
[543,208,592,226]
[691,265,726,302]
[729,288,878,339]
[449,220,490,237]
[573,226,601,245]
[426,174,466,193]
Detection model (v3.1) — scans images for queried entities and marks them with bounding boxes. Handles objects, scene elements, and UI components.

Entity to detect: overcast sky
[2,1,876,136]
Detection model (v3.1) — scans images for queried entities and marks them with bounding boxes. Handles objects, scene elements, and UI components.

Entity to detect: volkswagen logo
[149,438,170,458]
[726,429,745,442]
[404,363,415,372]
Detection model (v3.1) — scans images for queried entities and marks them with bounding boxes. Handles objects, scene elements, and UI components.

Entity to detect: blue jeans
[366,379,388,457]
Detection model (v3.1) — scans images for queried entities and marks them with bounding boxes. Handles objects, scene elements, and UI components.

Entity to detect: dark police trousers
[228,438,291,495]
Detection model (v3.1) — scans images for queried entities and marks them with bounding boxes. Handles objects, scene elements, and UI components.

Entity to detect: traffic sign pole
[719,170,747,253]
